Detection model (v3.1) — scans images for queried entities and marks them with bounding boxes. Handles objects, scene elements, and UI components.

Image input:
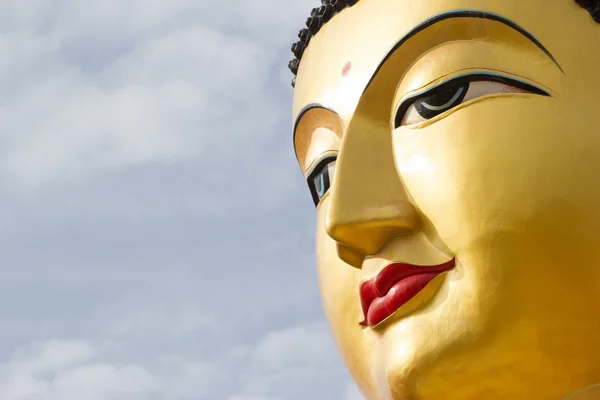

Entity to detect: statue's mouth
[359,259,455,327]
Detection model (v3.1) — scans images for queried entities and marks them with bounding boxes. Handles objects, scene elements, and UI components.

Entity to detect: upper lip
[359,259,456,324]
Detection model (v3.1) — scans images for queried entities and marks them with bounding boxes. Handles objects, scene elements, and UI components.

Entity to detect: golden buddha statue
[288,0,600,399]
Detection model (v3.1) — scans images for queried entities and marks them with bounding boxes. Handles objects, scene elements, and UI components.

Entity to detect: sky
[0,1,362,399]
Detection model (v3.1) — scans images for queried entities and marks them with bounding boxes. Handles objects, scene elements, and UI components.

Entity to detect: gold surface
[292,0,600,399]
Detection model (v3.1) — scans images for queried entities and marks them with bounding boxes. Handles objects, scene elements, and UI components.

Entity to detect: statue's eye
[394,74,549,128]
[307,156,337,207]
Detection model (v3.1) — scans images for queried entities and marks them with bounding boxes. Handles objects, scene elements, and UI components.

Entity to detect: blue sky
[0,1,362,399]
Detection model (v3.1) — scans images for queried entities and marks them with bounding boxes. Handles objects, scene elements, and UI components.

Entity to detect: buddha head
[289,0,600,399]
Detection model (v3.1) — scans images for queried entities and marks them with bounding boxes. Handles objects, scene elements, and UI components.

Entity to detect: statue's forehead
[291,0,559,123]
[292,0,402,122]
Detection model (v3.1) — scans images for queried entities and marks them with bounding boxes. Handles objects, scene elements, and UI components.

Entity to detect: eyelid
[305,151,338,177]
[307,154,338,207]
[393,72,551,128]
[294,106,344,167]
[399,72,549,105]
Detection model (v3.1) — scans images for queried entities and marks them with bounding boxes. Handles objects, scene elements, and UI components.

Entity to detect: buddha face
[292,0,600,399]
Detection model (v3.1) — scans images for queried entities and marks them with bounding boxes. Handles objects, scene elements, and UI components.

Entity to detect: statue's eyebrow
[293,103,340,152]
[294,103,339,133]
[363,9,563,95]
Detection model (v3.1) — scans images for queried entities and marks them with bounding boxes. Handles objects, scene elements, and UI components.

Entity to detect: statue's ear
[575,0,600,23]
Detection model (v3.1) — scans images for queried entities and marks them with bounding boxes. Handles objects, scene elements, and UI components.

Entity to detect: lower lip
[362,271,445,327]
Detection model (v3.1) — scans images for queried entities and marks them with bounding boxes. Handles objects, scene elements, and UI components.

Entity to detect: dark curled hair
[289,0,600,87]
[288,0,358,87]
[576,0,600,21]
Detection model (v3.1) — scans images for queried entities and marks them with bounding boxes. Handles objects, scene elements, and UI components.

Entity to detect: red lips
[359,259,455,327]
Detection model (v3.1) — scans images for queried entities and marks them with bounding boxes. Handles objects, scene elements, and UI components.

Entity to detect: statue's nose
[325,116,419,268]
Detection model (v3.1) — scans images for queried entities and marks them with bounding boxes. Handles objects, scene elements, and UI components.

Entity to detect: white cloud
[344,382,364,400]
[0,338,232,400]
[0,340,157,400]
[0,0,354,399]
[0,321,346,400]
[0,25,270,190]
[0,0,303,192]
[229,397,282,400]
[249,322,334,372]
[232,322,348,399]
[109,305,221,338]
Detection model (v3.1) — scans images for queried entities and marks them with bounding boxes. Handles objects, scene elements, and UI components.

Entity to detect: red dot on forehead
[342,61,352,77]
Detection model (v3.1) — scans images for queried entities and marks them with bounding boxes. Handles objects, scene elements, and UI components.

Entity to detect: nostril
[325,215,367,267]
[324,217,373,252]
[336,244,365,269]
[326,209,418,256]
